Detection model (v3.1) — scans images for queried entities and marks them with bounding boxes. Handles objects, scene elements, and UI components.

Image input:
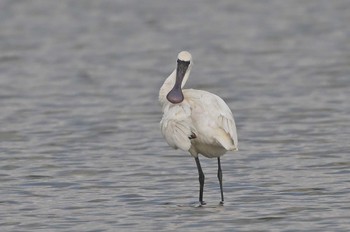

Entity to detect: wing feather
[160,104,196,151]
[186,90,238,150]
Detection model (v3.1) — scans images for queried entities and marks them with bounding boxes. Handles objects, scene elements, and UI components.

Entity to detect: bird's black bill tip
[166,88,184,104]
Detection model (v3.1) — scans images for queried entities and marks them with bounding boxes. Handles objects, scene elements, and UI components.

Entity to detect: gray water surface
[1,0,350,231]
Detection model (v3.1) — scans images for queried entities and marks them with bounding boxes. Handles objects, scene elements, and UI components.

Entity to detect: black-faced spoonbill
[159,51,238,205]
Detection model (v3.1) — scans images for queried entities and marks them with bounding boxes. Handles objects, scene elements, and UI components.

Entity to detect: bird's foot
[199,201,206,206]
[219,201,224,206]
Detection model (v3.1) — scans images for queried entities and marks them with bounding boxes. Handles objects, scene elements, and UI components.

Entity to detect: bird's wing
[213,95,238,147]
[188,90,238,150]
[160,104,196,151]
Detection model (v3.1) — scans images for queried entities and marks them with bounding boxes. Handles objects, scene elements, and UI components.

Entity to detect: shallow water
[0,0,350,231]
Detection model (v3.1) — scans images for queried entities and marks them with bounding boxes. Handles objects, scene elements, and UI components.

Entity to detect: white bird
[159,51,238,205]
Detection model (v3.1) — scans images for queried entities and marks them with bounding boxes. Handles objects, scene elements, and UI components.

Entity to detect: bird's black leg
[195,157,205,205]
[217,157,224,205]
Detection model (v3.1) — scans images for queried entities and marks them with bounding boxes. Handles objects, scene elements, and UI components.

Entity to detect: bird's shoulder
[183,89,233,117]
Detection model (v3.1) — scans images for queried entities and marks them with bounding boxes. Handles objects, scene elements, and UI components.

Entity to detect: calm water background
[0,0,349,231]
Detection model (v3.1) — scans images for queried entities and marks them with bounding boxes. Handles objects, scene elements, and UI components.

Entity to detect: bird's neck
[159,69,176,105]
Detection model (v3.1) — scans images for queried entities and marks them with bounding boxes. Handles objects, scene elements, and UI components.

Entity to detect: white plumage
[159,51,238,205]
